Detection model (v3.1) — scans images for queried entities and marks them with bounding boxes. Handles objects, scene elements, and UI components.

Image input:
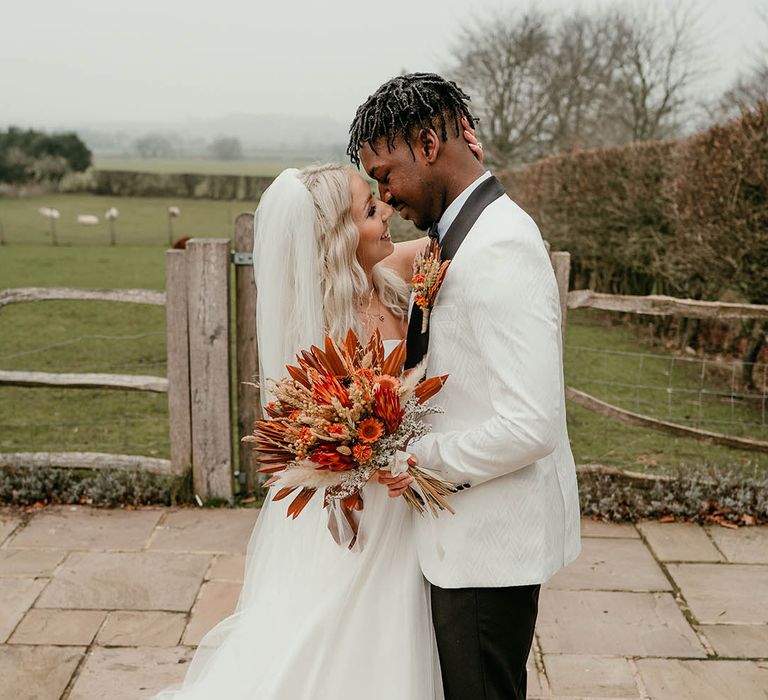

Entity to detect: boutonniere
[411,238,450,333]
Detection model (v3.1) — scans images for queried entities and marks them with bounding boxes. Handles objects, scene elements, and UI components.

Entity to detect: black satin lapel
[440,176,506,261]
[404,175,506,371]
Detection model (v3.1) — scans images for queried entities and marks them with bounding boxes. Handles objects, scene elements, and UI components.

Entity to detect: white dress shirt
[435,170,492,242]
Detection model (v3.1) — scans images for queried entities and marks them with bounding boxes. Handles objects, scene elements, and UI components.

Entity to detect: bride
[151,129,482,700]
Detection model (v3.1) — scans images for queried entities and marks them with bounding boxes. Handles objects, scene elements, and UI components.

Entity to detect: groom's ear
[417,128,440,165]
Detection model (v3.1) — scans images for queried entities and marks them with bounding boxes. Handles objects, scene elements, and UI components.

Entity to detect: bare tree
[449,11,553,166]
[208,136,243,160]
[710,11,768,120]
[133,132,179,159]
[608,4,704,141]
[447,5,703,166]
[544,10,629,152]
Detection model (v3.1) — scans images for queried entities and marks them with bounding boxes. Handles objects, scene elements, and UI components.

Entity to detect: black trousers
[431,583,540,700]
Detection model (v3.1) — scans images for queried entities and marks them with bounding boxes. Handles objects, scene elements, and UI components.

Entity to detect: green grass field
[0,188,421,247]
[93,158,308,177]
[0,193,254,247]
[1,244,766,476]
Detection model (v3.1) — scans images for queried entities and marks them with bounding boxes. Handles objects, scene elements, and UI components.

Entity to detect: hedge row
[60,169,275,201]
[502,101,768,305]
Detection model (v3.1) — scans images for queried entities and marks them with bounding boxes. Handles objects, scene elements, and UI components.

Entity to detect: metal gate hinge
[231,252,253,266]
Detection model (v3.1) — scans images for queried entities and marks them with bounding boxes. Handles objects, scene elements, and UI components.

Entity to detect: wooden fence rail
[567,387,768,454]
[0,287,165,307]
[0,238,234,501]
[568,289,768,320]
[0,452,173,475]
[0,370,168,393]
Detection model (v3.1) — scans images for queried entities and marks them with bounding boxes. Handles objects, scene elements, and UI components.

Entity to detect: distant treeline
[0,127,92,184]
[503,101,768,307]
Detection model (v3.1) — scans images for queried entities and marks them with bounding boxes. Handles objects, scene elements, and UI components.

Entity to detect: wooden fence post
[233,213,260,494]
[186,238,233,502]
[551,251,571,339]
[165,250,192,477]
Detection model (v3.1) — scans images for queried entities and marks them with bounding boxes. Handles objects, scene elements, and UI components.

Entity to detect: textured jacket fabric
[409,193,581,588]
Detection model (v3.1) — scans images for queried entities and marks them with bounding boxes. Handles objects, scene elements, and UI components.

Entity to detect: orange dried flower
[289,410,302,421]
[357,368,375,382]
[357,417,384,443]
[373,375,400,393]
[352,443,373,463]
[298,427,313,443]
[412,272,426,285]
[327,423,346,436]
[308,445,355,471]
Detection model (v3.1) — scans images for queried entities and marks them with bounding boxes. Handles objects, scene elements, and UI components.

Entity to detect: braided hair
[347,72,476,167]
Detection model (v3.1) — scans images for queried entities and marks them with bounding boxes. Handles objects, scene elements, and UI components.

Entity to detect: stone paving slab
[0,577,48,642]
[148,508,259,554]
[637,521,724,562]
[36,551,210,611]
[205,553,246,581]
[0,548,66,577]
[0,514,21,545]
[636,659,768,699]
[546,537,671,592]
[68,646,194,700]
[544,654,640,698]
[0,644,84,700]
[526,656,545,698]
[9,608,105,646]
[537,590,707,657]
[700,624,768,659]
[580,519,640,538]
[182,579,242,646]
[97,611,187,647]
[7,506,162,551]
[706,525,768,564]
[1,506,766,699]
[667,563,768,624]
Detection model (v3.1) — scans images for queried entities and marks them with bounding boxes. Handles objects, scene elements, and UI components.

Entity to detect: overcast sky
[1,0,765,131]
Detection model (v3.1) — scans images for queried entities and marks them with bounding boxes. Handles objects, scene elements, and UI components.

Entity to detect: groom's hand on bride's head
[461,116,484,165]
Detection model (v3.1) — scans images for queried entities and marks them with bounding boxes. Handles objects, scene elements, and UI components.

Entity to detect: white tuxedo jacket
[409,193,581,588]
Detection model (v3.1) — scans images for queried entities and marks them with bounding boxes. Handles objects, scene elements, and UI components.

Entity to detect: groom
[348,73,581,700]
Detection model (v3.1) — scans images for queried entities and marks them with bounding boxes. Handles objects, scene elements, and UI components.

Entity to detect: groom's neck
[437,149,487,218]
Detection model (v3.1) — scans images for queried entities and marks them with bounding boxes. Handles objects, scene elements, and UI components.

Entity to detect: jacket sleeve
[408,226,564,488]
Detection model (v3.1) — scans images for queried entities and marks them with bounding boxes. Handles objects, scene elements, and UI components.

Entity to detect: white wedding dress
[150,341,443,700]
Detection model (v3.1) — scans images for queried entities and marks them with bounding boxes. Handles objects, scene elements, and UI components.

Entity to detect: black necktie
[404,227,438,370]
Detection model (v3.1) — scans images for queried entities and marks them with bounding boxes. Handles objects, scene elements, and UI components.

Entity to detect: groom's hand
[377,456,418,497]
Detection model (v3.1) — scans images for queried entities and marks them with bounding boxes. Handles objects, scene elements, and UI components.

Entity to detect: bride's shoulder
[383,237,429,282]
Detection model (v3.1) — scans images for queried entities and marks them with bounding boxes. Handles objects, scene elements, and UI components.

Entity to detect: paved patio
[0,506,766,700]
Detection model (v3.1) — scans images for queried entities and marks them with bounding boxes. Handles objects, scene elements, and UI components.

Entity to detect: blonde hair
[298,163,409,342]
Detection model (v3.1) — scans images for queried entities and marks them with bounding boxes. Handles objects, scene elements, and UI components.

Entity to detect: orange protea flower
[373,374,400,393]
[352,443,373,463]
[327,423,346,437]
[357,417,384,443]
[308,445,355,472]
[311,372,352,408]
[373,386,404,433]
[412,272,426,285]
